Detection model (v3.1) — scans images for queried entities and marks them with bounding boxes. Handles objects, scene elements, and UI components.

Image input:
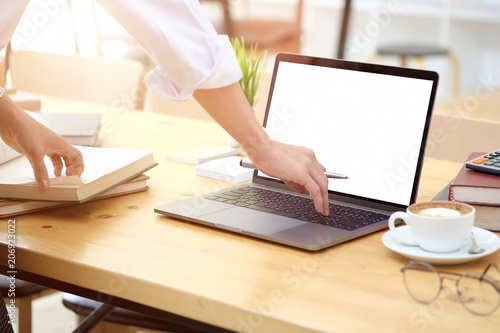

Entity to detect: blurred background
[1,0,499,102]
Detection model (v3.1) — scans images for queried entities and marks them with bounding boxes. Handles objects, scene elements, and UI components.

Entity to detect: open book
[0,143,156,202]
[0,174,149,218]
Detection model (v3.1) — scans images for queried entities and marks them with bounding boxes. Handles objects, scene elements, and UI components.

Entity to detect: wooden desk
[1,98,499,333]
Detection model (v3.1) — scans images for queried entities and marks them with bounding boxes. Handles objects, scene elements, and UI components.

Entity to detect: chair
[0,291,14,333]
[9,50,146,109]
[0,278,56,333]
[375,44,460,97]
[62,294,205,333]
[203,0,304,54]
[370,0,460,97]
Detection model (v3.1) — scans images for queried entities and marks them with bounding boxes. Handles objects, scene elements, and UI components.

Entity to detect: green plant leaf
[231,37,268,107]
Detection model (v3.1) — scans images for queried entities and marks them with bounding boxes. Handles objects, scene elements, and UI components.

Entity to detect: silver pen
[239,159,349,179]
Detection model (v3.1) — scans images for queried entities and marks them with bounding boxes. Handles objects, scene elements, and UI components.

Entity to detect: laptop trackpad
[202,207,306,235]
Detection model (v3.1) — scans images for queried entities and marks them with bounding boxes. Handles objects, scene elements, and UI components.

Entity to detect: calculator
[465,149,500,176]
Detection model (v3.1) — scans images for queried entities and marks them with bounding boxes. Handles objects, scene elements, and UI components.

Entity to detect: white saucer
[382,226,500,265]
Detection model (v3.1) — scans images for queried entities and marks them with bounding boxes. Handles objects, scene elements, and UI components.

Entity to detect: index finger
[300,150,329,215]
[306,168,330,215]
[28,154,50,189]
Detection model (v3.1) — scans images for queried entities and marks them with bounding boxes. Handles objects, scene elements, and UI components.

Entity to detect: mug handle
[388,212,418,246]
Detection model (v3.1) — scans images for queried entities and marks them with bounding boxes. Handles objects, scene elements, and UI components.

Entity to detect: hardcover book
[449,152,500,206]
[434,178,500,232]
[0,174,149,217]
[0,146,156,202]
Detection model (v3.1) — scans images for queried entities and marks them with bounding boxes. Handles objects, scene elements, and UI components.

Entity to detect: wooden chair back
[10,50,146,109]
[203,0,304,54]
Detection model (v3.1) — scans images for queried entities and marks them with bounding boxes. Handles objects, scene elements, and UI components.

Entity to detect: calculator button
[473,157,489,164]
[465,148,500,176]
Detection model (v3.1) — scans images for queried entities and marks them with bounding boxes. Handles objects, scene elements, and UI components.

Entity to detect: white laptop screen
[260,60,435,206]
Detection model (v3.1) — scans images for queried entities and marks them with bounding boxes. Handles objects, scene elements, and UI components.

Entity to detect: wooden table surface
[0,96,499,333]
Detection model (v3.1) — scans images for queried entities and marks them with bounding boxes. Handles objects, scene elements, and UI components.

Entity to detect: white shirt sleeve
[0,0,30,51]
[97,0,243,101]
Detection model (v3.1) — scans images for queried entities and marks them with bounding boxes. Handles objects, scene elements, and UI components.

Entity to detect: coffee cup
[388,201,475,253]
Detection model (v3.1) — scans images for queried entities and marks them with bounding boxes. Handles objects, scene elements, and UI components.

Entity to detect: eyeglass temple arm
[402,262,484,279]
[480,262,500,288]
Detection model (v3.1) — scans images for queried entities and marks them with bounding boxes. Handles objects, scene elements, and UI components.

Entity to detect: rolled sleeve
[97,0,242,101]
[0,0,30,50]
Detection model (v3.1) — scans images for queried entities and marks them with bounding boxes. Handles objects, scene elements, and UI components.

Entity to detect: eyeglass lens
[457,275,500,315]
[403,261,441,303]
[403,261,500,316]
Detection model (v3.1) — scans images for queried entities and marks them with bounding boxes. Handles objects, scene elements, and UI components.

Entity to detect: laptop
[155,53,439,251]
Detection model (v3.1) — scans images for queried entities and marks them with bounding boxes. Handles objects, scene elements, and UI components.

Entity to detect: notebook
[39,112,102,146]
[166,145,242,165]
[155,53,439,251]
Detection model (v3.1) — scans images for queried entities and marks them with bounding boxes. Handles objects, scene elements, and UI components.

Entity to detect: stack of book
[0,110,157,217]
[0,141,156,217]
[435,152,500,231]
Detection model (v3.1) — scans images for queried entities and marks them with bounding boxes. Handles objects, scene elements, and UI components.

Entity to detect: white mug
[388,201,475,253]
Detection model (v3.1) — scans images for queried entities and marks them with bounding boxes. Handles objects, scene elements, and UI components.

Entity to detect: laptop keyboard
[205,186,390,231]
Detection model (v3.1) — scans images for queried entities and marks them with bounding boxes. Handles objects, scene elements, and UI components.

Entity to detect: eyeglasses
[401,260,500,316]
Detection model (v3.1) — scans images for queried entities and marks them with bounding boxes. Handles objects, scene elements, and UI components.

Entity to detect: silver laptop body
[155,53,439,251]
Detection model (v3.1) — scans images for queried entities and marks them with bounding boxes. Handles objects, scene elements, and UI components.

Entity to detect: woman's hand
[0,95,84,189]
[245,139,330,216]
[194,82,330,215]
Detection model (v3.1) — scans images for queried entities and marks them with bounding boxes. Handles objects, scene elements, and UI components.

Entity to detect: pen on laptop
[239,158,349,179]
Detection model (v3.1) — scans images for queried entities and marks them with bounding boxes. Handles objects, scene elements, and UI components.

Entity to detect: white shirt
[0,0,242,101]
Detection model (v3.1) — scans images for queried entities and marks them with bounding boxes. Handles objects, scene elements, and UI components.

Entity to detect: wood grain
[0,96,498,333]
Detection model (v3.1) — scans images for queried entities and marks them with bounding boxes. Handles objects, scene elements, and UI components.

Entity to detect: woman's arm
[98,0,329,215]
[194,83,330,216]
[0,89,84,189]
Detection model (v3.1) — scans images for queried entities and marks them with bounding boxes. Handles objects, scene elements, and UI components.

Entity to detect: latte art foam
[417,207,462,217]
[409,201,472,217]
